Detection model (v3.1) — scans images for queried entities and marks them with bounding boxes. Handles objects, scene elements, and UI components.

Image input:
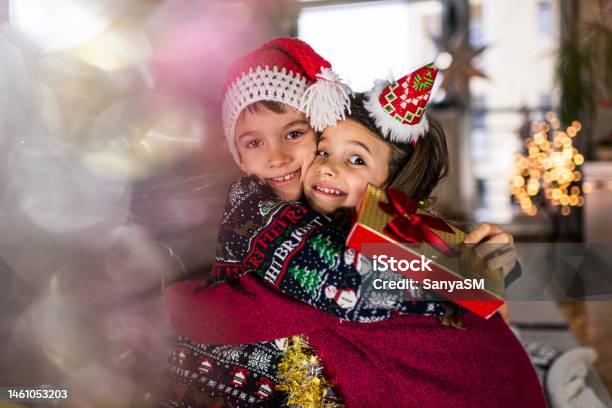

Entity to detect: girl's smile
[311,182,348,197]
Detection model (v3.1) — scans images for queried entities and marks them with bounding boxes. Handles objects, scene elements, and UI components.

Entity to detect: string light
[509,112,584,216]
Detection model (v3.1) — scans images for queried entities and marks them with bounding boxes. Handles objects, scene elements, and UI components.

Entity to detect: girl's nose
[317,161,337,178]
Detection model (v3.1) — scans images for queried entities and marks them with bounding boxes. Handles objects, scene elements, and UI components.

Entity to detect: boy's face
[303,119,391,215]
[235,106,317,201]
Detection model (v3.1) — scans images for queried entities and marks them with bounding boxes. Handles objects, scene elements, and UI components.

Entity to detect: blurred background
[0,0,610,407]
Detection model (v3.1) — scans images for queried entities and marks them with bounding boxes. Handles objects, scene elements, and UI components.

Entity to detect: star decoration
[432,35,488,105]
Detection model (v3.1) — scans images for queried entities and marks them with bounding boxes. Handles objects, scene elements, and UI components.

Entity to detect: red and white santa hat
[364,62,439,144]
[222,37,352,164]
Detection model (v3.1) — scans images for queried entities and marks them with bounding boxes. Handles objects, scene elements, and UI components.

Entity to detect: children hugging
[159,38,546,407]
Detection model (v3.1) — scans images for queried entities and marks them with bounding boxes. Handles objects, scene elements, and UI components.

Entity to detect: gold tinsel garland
[276,335,339,408]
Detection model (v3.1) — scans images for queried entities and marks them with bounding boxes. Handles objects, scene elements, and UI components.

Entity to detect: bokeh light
[83,94,205,179]
[9,0,124,53]
[1,0,269,404]
[70,25,153,71]
[509,112,585,217]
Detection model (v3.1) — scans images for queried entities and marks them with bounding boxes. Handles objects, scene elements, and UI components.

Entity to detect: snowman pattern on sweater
[160,177,449,407]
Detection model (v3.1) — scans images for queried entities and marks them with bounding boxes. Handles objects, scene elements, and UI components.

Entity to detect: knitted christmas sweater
[160,178,544,408]
[159,177,451,407]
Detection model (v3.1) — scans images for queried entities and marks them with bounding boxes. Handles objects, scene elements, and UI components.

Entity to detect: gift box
[347,183,505,319]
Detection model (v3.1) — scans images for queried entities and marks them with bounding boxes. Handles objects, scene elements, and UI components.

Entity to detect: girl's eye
[316,150,328,158]
[286,130,304,140]
[246,139,262,148]
[348,155,365,165]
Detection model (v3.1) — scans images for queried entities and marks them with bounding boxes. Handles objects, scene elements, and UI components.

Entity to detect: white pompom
[300,67,352,131]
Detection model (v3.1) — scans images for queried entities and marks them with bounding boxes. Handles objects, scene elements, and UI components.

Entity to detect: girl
[160,38,528,407]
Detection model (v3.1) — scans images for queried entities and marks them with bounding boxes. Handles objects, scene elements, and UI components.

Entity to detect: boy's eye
[348,155,365,165]
[316,150,328,158]
[246,139,262,148]
[286,130,304,140]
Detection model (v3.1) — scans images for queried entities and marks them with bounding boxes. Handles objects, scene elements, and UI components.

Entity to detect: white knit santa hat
[222,37,351,164]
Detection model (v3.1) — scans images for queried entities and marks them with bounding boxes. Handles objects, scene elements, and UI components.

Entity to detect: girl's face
[235,105,317,201]
[303,119,391,215]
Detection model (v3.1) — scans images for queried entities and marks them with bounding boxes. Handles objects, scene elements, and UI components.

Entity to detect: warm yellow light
[513,176,525,187]
[520,197,532,207]
[534,133,545,144]
[573,154,584,165]
[511,117,584,216]
[560,195,570,206]
[569,195,578,206]
[572,121,582,131]
[582,182,592,193]
[561,206,571,216]
[545,188,553,199]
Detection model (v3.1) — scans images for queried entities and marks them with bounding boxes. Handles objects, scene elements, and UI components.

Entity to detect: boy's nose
[267,149,291,168]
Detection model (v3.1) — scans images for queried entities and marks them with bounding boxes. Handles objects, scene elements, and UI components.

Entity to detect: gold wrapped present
[347,183,505,318]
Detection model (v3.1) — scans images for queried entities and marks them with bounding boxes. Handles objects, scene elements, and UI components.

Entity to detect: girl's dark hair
[348,93,448,201]
[349,94,461,327]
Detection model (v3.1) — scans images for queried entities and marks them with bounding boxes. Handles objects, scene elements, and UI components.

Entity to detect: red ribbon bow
[379,189,458,257]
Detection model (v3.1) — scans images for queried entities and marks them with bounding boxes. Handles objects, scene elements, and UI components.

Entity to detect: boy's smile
[268,169,301,187]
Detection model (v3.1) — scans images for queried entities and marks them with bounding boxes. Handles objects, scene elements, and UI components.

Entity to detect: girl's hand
[463,223,518,278]
[497,303,510,325]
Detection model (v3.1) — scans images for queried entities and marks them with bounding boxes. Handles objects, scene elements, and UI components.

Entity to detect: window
[298,0,442,91]
[537,1,552,35]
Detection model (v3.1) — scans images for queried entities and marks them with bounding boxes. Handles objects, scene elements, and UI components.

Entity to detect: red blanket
[166,275,546,408]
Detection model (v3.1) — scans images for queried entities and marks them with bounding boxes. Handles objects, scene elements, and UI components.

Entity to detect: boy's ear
[238,160,247,173]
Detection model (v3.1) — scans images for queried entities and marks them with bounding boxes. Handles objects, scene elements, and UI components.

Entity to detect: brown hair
[243,101,287,113]
[347,94,449,201]
[243,100,288,115]
[348,94,462,327]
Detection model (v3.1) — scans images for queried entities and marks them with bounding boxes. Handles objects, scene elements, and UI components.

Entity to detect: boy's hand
[463,223,517,278]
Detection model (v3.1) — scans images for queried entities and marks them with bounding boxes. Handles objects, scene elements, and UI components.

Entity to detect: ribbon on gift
[379,189,458,257]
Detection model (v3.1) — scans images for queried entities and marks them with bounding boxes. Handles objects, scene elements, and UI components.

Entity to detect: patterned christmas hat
[364,63,438,144]
[222,37,352,164]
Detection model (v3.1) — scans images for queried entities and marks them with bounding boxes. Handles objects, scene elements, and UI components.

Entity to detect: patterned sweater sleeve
[212,177,446,322]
